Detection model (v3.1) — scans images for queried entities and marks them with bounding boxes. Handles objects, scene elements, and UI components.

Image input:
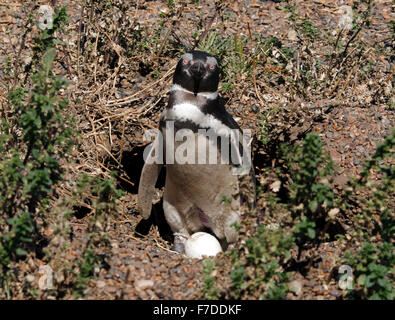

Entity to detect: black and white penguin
[138,50,255,253]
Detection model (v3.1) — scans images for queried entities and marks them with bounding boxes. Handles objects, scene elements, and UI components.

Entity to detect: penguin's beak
[190,61,205,78]
[190,61,205,96]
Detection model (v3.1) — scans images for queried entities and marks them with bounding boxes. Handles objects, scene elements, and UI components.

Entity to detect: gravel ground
[0,0,393,300]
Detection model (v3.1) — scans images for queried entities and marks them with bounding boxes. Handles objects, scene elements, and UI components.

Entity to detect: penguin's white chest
[165,102,230,133]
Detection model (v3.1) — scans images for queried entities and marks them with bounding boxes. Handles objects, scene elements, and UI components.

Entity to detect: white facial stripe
[206,56,217,65]
[181,53,193,61]
[171,84,218,100]
[165,103,230,133]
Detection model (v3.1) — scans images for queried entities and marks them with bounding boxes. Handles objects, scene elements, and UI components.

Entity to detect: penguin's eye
[209,64,215,70]
[183,59,189,65]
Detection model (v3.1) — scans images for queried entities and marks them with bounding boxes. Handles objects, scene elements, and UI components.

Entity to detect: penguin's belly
[166,163,235,194]
[163,131,240,236]
[165,163,238,234]
[166,132,237,200]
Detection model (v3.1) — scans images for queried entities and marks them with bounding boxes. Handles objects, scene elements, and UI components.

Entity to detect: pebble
[117,273,126,281]
[156,292,165,299]
[135,279,154,291]
[329,149,342,164]
[313,286,322,293]
[288,280,303,296]
[251,105,259,113]
[356,146,365,154]
[308,279,317,287]
[106,286,118,293]
[330,289,341,297]
[25,275,35,283]
[288,29,298,41]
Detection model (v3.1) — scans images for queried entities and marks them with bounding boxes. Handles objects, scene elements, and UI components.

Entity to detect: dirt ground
[0,0,393,300]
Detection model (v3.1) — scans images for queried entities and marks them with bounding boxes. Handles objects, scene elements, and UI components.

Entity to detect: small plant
[167,0,175,12]
[342,129,395,240]
[257,110,274,146]
[263,37,282,53]
[228,224,294,299]
[32,7,68,63]
[0,211,34,297]
[0,7,72,298]
[284,133,335,216]
[342,242,394,300]
[198,31,251,91]
[275,133,338,255]
[230,264,247,299]
[202,259,220,300]
[340,129,394,300]
[297,19,318,40]
[72,249,103,298]
[71,173,124,297]
[293,216,316,246]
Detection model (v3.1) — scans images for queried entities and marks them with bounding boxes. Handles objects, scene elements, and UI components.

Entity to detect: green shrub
[277,133,337,253]
[0,7,72,298]
[293,216,316,246]
[284,133,335,215]
[297,19,318,40]
[202,259,220,300]
[341,129,394,300]
[71,173,124,298]
[342,242,394,300]
[73,248,103,298]
[228,224,294,299]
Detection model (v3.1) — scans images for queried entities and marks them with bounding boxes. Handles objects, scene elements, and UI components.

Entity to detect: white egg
[184,232,222,259]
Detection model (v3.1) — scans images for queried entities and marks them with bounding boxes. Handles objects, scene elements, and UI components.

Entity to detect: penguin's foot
[171,241,185,254]
[172,233,188,254]
[218,238,235,251]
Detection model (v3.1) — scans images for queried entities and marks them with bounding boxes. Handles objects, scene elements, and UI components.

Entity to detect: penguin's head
[173,50,219,96]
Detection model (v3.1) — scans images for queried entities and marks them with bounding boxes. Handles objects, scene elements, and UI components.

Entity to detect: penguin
[138,50,255,253]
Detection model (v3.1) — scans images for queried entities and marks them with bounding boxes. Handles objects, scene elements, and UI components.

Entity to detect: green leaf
[357,274,366,286]
[377,278,387,288]
[15,248,28,257]
[43,48,55,73]
[307,228,316,239]
[308,200,318,212]
[369,293,382,300]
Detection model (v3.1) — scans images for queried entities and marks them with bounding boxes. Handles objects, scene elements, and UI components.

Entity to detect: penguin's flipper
[138,140,163,219]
